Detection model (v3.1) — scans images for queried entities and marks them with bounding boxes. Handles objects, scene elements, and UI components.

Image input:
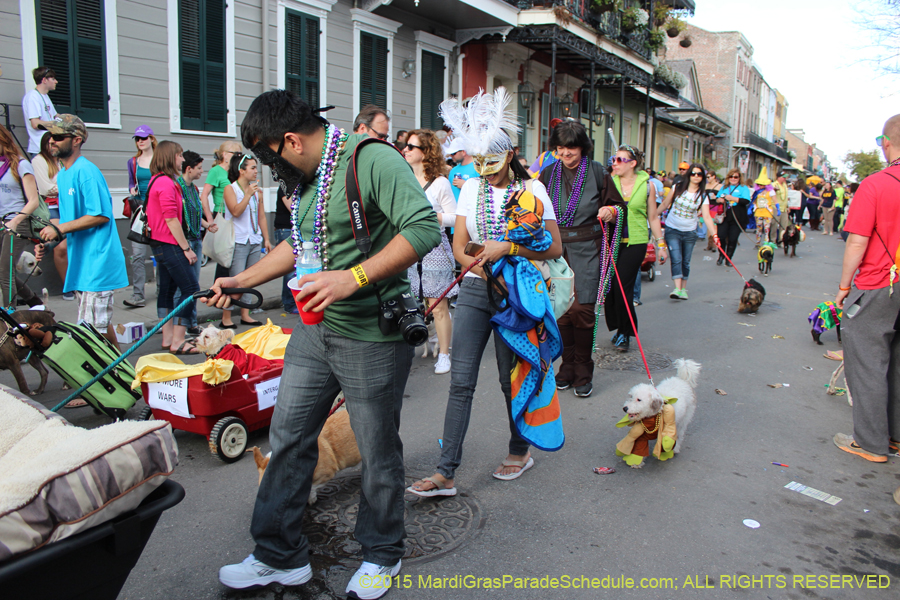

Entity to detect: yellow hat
[755,167,771,186]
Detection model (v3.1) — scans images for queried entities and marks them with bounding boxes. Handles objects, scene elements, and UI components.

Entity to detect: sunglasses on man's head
[50,134,72,142]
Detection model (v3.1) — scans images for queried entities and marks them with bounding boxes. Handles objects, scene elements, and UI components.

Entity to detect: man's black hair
[549,121,593,156]
[182,150,203,173]
[240,89,324,149]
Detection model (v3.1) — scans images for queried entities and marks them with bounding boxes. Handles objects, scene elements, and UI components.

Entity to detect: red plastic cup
[288,277,324,325]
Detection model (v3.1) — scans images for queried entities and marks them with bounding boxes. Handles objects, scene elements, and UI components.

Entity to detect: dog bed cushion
[0,385,178,562]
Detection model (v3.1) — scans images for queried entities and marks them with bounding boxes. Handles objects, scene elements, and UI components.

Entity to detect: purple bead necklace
[548,157,589,227]
[477,176,522,242]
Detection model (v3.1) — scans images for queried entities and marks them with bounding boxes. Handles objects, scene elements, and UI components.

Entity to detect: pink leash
[713,238,750,286]
[422,258,483,318]
[598,221,654,386]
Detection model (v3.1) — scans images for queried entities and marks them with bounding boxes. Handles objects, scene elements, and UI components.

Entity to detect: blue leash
[50,287,262,413]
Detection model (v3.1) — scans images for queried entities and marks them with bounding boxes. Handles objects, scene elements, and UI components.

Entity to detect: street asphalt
[4,230,898,600]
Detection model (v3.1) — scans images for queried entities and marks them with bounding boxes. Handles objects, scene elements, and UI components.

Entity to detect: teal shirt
[293,134,441,342]
[136,165,152,201]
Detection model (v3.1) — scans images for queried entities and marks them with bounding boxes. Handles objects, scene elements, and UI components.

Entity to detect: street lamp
[559,93,576,118]
[518,81,535,110]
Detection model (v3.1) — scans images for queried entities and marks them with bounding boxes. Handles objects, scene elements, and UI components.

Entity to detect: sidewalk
[34,259,288,333]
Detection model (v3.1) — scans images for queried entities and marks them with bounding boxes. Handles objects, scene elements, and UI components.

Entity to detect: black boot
[717,254,725,266]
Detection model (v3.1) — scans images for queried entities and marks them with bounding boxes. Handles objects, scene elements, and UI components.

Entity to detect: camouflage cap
[39,114,88,142]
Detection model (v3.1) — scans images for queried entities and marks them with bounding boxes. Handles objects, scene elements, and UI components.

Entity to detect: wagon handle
[194,287,263,310]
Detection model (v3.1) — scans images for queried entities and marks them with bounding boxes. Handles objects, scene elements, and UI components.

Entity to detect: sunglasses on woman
[405,144,423,152]
[690,171,704,177]
[729,175,740,180]
[134,136,149,142]
[612,156,634,164]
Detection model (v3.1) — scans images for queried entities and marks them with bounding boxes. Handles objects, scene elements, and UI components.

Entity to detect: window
[35,0,108,123]
[178,0,226,132]
[672,148,680,172]
[419,51,444,130]
[658,147,667,172]
[285,9,320,106]
[359,32,388,110]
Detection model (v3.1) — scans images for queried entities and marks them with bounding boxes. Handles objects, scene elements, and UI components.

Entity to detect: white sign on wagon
[255,377,281,411]
[147,378,192,418]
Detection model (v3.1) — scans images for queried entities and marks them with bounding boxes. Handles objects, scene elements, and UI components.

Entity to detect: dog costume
[752,168,776,246]
[213,344,283,376]
[615,398,677,466]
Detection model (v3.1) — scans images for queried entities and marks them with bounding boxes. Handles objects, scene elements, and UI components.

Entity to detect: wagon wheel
[647,268,655,282]
[137,406,155,421]
[209,416,249,463]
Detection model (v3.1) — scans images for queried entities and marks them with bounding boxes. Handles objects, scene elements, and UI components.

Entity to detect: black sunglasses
[50,133,73,142]
[690,171,704,176]
[134,136,149,142]
[405,143,423,152]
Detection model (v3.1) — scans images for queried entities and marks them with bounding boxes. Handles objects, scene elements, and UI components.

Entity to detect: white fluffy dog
[622,358,701,455]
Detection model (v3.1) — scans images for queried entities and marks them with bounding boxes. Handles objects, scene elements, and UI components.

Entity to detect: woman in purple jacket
[124,125,156,308]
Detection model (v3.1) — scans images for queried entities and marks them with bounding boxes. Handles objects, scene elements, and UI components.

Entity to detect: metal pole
[645,76,651,152]
[589,62,595,157]
[618,75,625,144]
[551,40,557,118]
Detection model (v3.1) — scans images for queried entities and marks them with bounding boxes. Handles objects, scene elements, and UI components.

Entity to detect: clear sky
[686,0,894,175]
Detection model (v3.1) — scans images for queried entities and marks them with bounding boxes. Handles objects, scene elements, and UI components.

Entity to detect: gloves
[661,435,676,453]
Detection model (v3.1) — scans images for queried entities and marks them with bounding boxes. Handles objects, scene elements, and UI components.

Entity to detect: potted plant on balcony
[666,17,687,38]
[654,64,687,90]
[679,35,692,48]
[621,6,649,32]
[653,2,670,27]
[591,0,623,14]
[646,29,666,53]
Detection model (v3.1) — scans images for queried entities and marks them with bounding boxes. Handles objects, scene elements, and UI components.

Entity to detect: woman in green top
[201,140,242,289]
[607,145,667,352]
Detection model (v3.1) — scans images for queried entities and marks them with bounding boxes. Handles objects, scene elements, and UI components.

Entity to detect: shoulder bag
[123,159,141,219]
[127,174,163,245]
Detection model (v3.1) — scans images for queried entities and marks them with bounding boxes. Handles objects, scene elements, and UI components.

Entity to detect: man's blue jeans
[250,322,414,569]
[274,229,294,310]
[665,228,699,281]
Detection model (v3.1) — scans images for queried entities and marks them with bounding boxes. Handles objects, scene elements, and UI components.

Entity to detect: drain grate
[305,472,482,565]
[594,350,673,372]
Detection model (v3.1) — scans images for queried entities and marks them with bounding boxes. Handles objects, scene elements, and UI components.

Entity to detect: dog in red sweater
[193,325,283,375]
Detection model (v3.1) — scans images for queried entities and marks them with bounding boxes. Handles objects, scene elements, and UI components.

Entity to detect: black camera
[379,292,428,346]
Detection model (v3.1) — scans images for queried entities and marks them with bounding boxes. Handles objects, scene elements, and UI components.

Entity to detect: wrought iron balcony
[514,1,654,62]
[745,132,791,162]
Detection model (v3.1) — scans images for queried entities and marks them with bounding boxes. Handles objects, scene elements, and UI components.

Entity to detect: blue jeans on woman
[152,242,201,320]
[665,228,699,281]
[173,238,203,327]
[437,277,529,481]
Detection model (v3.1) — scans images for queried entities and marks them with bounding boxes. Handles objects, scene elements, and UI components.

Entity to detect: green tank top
[613,171,651,246]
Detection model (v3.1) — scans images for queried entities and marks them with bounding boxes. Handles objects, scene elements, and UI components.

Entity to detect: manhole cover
[304,472,482,566]
[594,350,673,371]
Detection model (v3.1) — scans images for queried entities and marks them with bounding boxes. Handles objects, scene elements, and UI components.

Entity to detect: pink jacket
[146,174,182,246]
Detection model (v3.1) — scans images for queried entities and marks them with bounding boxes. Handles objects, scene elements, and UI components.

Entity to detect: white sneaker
[434,353,451,374]
[346,560,402,600]
[218,554,312,589]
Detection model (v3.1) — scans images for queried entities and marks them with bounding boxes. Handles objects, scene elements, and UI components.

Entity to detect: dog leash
[421,258,482,319]
[713,238,751,286]
[598,220,654,387]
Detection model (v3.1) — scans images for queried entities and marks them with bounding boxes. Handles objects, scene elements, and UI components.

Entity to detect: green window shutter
[420,51,443,130]
[36,0,108,123]
[285,10,319,106]
[360,32,387,110]
[179,0,226,132]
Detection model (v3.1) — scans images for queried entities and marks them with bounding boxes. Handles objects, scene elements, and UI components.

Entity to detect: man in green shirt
[834,179,846,232]
[212,91,440,599]
[770,173,791,245]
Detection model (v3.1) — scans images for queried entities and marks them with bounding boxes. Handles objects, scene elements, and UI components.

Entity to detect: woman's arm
[434,178,458,227]
[258,205,272,252]
[700,202,718,239]
[127,158,138,196]
[223,184,254,217]
[646,184,668,264]
[164,218,197,265]
[657,188,676,213]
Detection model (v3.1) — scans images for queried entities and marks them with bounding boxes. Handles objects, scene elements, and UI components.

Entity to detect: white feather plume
[439,87,521,157]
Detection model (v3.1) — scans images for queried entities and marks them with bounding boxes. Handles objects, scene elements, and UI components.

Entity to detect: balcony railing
[514,1,654,61]
[745,132,790,162]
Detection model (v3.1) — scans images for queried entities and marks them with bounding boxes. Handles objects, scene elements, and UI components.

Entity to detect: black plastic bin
[0,479,185,600]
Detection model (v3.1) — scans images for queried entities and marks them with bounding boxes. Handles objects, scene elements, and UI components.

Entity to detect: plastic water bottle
[296,241,321,282]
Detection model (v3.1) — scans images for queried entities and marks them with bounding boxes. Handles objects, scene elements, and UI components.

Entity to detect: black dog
[757,243,775,276]
[738,279,766,313]
[782,224,799,258]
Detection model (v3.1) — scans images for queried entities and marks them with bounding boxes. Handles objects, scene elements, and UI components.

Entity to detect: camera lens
[400,318,429,347]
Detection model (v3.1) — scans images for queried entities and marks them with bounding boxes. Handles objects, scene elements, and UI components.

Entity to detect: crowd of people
[11,65,898,598]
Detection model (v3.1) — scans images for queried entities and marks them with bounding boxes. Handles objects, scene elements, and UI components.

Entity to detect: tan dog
[250,400,361,504]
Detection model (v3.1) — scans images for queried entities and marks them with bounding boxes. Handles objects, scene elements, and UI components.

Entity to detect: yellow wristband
[509,243,520,256]
[351,264,369,288]
[658,242,668,249]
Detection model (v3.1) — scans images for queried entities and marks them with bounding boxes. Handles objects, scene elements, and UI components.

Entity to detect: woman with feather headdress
[407,88,563,497]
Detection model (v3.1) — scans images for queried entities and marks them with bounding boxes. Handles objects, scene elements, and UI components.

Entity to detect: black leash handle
[194,287,263,310]
[1,211,64,244]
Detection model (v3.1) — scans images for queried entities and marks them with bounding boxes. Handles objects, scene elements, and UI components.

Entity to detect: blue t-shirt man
[448,162,479,201]
[58,156,129,292]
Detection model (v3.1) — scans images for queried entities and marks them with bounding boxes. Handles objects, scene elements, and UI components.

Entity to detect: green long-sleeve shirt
[293,134,441,342]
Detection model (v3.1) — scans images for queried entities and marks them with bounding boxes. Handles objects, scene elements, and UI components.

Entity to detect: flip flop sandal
[406,476,457,498]
[169,341,200,355]
[64,398,88,408]
[492,455,534,481]
[240,319,263,326]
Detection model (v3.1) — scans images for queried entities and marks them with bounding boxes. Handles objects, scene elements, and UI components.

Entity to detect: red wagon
[139,363,283,463]
[641,242,657,281]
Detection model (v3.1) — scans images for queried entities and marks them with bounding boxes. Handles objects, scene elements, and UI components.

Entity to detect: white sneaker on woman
[434,353,451,374]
